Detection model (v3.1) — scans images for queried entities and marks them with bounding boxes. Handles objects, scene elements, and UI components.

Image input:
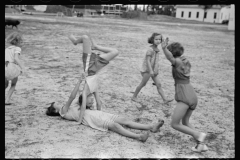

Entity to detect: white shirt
[5,46,21,63]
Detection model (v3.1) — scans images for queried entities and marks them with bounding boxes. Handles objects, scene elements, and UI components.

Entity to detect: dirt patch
[5,14,234,158]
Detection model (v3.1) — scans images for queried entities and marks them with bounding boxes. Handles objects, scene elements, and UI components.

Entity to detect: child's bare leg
[5,77,18,103]
[88,35,118,61]
[132,72,151,101]
[171,102,205,141]
[114,117,164,132]
[152,76,173,104]
[108,122,149,142]
[5,78,9,90]
[182,109,195,129]
[68,35,92,54]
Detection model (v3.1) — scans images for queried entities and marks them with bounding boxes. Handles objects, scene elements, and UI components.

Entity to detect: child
[161,37,208,152]
[68,34,119,122]
[132,33,173,104]
[46,76,165,142]
[5,32,25,105]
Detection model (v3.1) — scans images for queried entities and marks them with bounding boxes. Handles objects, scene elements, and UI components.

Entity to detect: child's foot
[68,35,78,45]
[131,97,139,102]
[163,98,174,104]
[139,131,150,142]
[191,143,209,152]
[151,119,164,133]
[196,132,207,143]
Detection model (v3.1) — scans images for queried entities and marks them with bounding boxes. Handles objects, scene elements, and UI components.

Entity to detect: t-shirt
[5,46,21,63]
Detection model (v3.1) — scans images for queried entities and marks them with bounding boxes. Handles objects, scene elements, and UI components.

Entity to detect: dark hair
[167,42,184,58]
[78,94,93,109]
[78,95,83,106]
[148,33,162,44]
[46,102,60,116]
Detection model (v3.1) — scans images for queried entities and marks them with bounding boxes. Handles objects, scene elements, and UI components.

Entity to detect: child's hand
[161,37,169,49]
[80,73,87,81]
[20,68,26,75]
[150,71,154,77]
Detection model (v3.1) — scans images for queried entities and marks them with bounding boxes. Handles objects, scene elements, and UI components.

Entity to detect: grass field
[5,14,234,158]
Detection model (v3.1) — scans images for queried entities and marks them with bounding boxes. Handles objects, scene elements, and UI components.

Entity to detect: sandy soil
[5,14,234,158]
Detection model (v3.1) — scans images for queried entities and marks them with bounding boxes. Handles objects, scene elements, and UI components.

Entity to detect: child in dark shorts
[68,34,119,124]
[161,37,208,153]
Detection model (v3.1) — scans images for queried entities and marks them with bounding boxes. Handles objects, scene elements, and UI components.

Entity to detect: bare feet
[139,131,150,142]
[131,97,139,102]
[151,119,164,133]
[68,35,78,45]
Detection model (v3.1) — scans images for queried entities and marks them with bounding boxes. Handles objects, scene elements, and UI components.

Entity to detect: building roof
[176,5,222,9]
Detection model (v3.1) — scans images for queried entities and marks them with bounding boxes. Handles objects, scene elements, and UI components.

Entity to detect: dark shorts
[82,52,109,76]
[175,83,198,110]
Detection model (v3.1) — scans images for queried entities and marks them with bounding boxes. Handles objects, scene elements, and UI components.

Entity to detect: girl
[161,37,208,152]
[68,34,119,123]
[46,76,165,142]
[132,33,173,104]
[5,32,25,105]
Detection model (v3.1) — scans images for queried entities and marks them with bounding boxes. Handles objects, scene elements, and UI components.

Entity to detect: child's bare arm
[62,76,84,115]
[161,38,176,65]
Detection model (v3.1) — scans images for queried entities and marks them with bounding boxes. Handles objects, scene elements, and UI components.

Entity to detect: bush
[121,11,147,20]
[44,5,72,16]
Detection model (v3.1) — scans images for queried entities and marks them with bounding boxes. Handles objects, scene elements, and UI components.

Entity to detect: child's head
[46,102,61,117]
[167,42,184,58]
[78,93,94,107]
[5,32,23,47]
[148,33,162,45]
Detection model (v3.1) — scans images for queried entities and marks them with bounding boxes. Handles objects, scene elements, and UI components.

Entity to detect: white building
[175,5,222,23]
[220,5,231,23]
[228,4,235,30]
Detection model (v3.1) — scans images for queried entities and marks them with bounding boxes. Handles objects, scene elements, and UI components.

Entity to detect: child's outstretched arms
[62,74,85,115]
[161,37,176,65]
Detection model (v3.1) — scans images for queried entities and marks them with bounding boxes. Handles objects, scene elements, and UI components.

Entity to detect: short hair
[148,33,162,44]
[167,42,184,58]
[46,102,60,116]
[5,32,23,46]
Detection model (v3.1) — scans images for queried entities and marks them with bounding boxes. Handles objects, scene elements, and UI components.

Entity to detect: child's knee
[156,83,162,88]
[170,121,177,129]
[109,122,121,131]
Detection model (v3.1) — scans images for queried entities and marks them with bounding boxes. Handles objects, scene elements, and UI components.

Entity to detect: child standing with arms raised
[132,33,173,104]
[5,32,25,105]
[161,37,208,152]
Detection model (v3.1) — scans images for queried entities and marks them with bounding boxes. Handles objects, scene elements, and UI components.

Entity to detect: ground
[5,14,234,158]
